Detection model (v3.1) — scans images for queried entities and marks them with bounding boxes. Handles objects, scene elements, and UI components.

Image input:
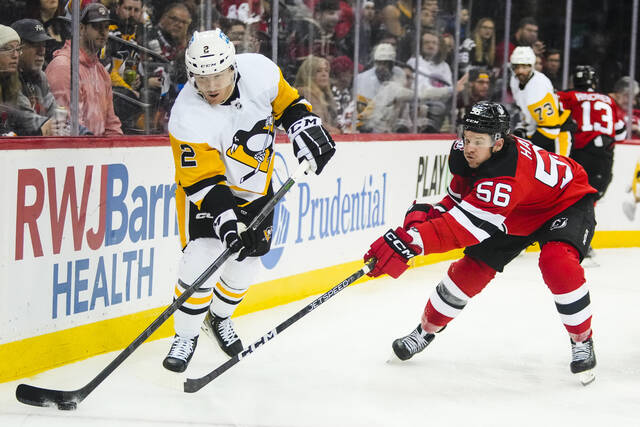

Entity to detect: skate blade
[577,369,595,386]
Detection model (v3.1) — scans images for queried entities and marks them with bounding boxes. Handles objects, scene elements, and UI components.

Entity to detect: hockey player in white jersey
[509,46,568,153]
[163,29,336,372]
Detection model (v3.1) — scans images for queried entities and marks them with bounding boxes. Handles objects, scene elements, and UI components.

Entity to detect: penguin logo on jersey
[227,116,275,183]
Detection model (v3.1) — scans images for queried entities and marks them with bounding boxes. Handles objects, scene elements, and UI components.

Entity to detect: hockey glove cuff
[403,201,444,230]
[364,227,423,279]
[288,116,336,175]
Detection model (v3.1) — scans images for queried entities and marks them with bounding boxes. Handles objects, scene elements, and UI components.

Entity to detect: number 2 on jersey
[180,144,197,167]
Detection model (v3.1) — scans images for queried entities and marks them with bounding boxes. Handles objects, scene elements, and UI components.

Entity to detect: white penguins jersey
[510,70,565,140]
[169,53,309,209]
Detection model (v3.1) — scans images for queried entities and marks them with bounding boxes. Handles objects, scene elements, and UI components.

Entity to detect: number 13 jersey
[557,90,627,149]
[415,137,597,254]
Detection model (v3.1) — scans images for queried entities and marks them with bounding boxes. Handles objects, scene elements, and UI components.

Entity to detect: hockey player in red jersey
[363,102,598,384]
[557,65,627,200]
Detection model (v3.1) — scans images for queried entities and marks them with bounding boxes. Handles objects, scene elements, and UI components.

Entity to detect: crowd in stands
[0,0,638,137]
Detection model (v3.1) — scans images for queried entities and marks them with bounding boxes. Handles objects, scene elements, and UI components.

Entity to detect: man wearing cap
[0,24,23,136]
[354,43,405,131]
[46,3,122,135]
[10,18,67,136]
[456,68,492,125]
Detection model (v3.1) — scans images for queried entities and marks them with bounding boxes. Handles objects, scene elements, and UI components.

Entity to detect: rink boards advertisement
[1,135,639,381]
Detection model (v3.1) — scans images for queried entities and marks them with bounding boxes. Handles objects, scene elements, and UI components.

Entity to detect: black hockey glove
[202,184,249,261]
[233,222,268,260]
[287,116,336,175]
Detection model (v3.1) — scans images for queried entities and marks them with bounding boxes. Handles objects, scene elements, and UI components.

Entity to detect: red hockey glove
[364,227,423,279]
[403,201,443,230]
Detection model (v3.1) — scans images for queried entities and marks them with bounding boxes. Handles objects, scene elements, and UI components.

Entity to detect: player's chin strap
[15,160,312,411]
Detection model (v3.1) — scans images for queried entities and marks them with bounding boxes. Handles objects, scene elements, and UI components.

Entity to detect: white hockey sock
[209,277,248,318]
[174,281,214,338]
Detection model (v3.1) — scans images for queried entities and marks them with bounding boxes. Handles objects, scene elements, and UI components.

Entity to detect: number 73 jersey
[415,137,597,254]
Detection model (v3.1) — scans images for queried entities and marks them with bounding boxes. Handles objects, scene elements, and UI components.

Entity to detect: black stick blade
[16,384,80,410]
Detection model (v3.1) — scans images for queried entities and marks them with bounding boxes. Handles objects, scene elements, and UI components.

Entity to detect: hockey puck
[56,401,77,411]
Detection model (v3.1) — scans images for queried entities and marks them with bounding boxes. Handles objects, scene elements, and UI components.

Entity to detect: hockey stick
[183,257,377,393]
[15,160,311,411]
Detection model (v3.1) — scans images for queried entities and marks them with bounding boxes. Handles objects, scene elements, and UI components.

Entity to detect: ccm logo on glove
[384,230,417,259]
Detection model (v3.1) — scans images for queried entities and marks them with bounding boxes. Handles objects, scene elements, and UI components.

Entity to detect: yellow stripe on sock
[215,282,248,299]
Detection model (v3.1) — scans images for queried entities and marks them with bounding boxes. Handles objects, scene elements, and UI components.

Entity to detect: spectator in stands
[534,54,544,72]
[46,3,123,135]
[287,0,343,80]
[220,18,260,54]
[458,18,496,75]
[12,18,67,136]
[456,67,492,126]
[495,17,544,70]
[295,55,342,135]
[407,30,454,132]
[352,0,376,68]
[407,30,453,90]
[143,2,193,131]
[360,61,450,134]
[610,76,640,137]
[354,43,406,131]
[24,0,69,66]
[380,0,416,62]
[330,55,358,133]
[543,48,562,90]
[0,25,22,136]
[146,2,191,61]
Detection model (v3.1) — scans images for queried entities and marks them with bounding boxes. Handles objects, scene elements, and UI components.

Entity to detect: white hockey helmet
[510,46,536,66]
[185,29,236,83]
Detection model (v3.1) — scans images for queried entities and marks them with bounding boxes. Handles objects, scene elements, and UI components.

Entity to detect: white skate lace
[168,336,195,361]
[572,341,592,362]
[402,329,429,354]
[216,318,239,345]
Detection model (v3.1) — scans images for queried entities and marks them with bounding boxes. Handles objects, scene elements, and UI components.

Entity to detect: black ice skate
[391,325,437,361]
[570,337,596,385]
[202,312,243,357]
[163,335,198,373]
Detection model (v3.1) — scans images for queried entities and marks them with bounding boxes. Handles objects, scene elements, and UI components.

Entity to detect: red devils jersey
[557,90,627,149]
[416,137,597,254]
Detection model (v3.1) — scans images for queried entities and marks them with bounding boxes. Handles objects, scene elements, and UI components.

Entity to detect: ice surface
[2,248,639,426]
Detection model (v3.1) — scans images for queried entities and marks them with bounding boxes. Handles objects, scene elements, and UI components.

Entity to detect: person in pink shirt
[45,2,122,136]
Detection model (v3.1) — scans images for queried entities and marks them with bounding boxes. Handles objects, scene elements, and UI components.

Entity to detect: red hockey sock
[539,242,592,340]
[422,256,496,332]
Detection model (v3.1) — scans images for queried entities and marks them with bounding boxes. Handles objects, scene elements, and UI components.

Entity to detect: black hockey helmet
[573,65,598,90]
[462,102,510,141]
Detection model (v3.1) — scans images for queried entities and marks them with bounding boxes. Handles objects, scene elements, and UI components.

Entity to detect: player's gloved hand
[512,128,527,138]
[364,227,423,279]
[235,222,265,261]
[403,201,443,229]
[288,116,336,175]
[217,220,251,261]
